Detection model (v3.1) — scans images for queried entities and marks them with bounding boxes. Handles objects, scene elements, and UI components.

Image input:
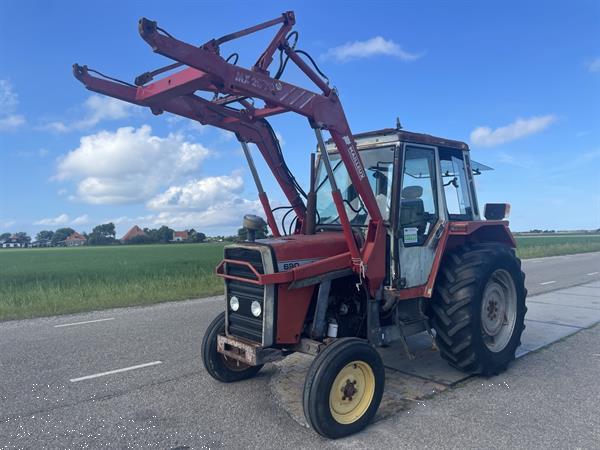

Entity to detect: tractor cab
[315,127,493,289]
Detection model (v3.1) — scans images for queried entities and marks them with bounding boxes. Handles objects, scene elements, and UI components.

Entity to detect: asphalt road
[521,251,600,295]
[0,252,599,448]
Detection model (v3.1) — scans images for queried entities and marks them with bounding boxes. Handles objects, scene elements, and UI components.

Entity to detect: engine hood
[249,232,348,272]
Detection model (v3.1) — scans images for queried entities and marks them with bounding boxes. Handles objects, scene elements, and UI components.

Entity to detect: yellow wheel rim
[328,360,375,424]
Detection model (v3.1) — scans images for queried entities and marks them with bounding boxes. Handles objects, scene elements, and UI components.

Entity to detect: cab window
[439,148,473,220]
[315,146,394,226]
[398,146,439,246]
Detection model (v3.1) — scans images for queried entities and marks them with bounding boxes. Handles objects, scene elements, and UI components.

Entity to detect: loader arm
[73,11,386,293]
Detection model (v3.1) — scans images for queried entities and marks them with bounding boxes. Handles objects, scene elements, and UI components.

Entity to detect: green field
[1,235,599,321]
[0,243,225,321]
[514,234,600,259]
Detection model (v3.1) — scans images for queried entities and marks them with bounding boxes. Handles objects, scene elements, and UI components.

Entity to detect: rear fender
[445,220,515,252]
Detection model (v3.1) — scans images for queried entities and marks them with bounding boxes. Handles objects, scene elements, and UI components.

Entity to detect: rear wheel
[201,312,263,382]
[302,338,385,439]
[431,244,527,376]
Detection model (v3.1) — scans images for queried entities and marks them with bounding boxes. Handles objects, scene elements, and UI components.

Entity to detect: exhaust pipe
[305,152,316,235]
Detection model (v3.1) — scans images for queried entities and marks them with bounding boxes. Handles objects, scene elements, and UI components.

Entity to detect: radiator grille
[224,247,266,343]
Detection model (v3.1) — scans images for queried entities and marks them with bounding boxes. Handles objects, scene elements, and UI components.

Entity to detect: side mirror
[243,214,267,242]
[484,203,511,220]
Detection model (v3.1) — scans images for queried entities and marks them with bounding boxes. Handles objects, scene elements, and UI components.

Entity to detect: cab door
[394,143,446,288]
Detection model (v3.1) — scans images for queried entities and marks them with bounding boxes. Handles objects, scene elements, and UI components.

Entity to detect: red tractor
[74,11,527,439]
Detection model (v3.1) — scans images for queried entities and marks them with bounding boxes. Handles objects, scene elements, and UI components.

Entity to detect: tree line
[1,223,208,247]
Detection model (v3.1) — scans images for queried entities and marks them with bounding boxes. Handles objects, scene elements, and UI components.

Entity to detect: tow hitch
[217,334,283,366]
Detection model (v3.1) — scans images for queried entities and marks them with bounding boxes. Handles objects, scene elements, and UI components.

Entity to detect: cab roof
[325,127,469,151]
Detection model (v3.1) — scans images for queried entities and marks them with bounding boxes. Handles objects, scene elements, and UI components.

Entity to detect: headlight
[251,300,262,317]
[229,296,240,311]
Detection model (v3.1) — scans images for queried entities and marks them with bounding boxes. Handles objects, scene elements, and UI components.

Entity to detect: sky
[0,0,599,238]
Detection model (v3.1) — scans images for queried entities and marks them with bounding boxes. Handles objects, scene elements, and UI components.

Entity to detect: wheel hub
[341,378,358,401]
[329,361,375,424]
[480,269,518,352]
[482,283,506,336]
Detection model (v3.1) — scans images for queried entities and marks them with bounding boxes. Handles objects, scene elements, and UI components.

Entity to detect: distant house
[1,234,23,248]
[65,232,86,247]
[31,239,52,248]
[171,230,189,242]
[121,225,147,242]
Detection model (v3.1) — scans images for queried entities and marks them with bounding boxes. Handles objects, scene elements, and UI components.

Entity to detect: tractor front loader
[74,11,527,439]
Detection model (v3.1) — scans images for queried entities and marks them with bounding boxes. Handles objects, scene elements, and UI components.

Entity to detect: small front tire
[201,312,263,382]
[302,338,385,439]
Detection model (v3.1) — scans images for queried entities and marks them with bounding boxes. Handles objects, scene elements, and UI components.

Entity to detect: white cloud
[497,152,515,164]
[146,172,263,229]
[470,115,557,147]
[42,95,134,133]
[100,197,262,232]
[166,116,208,134]
[0,219,16,229]
[496,151,534,169]
[56,125,211,204]
[34,213,91,227]
[0,80,25,131]
[587,57,600,73]
[147,173,244,211]
[72,214,90,226]
[322,36,421,62]
[218,129,236,142]
[0,114,25,131]
[275,131,285,147]
[146,198,263,230]
[103,216,134,225]
[0,80,18,110]
[35,214,70,226]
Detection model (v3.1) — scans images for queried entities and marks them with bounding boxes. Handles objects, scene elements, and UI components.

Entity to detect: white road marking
[70,361,162,382]
[54,318,115,328]
[587,272,599,276]
[540,281,556,285]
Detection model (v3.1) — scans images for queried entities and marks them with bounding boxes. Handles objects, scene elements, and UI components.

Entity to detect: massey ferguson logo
[343,135,365,180]
[235,71,280,93]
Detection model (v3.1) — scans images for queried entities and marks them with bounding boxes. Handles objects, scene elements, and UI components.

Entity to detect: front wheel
[302,338,385,439]
[431,243,527,376]
[201,312,263,382]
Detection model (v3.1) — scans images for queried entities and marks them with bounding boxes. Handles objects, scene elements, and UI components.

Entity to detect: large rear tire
[431,243,527,376]
[201,312,263,382]
[302,338,385,439]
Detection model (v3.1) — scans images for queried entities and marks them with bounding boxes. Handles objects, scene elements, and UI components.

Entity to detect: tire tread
[431,243,527,376]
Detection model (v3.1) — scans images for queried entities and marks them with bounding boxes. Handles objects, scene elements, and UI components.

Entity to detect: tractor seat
[399,185,427,242]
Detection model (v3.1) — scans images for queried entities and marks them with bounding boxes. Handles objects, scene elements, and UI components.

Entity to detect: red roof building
[65,232,86,247]
[121,225,147,242]
[171,230,189,242]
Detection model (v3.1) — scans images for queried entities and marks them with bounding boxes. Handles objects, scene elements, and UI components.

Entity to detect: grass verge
[0,243,225,321]
[515,235,600,259]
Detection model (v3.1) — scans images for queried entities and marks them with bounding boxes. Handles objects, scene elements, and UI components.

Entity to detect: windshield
[440,150,473,220]
[315,146,395,226]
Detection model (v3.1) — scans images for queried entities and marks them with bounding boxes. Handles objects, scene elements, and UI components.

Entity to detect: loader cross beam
[73,11,386,290]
